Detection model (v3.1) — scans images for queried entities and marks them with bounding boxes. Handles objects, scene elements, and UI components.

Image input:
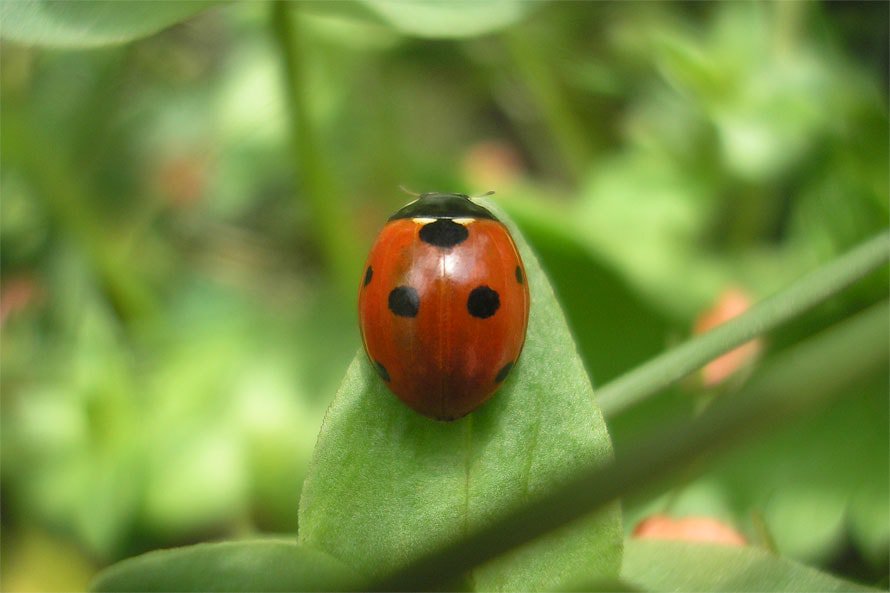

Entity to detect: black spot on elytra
[363,266,373,286]
[389,286,420,318]
[419,219,469,248]
[467,285,500,319]
[374,360,390,382]
[515,266,523,284]
[495,362,514,383]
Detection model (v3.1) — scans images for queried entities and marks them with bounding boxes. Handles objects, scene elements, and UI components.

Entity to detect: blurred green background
[1,1,887,590]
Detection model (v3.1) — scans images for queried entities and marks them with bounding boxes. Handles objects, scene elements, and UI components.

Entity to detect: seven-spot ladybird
[358,192,530,421]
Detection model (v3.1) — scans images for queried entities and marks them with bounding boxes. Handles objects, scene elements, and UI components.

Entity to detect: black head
[388,192,497,221]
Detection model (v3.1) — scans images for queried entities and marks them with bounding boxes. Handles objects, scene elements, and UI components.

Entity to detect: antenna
[398,185,421,197]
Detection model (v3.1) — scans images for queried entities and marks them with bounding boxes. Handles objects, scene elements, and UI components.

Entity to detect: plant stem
[503,26,593,185]
[270,1,363,298]
[596,230,890,417]
[368,300,889,591]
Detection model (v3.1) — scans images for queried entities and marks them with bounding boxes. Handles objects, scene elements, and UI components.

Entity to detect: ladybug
[358,192,530,421]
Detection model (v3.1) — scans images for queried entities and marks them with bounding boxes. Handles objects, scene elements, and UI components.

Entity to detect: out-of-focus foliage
[621,540,874,592]
[1,1,887,591]
[0,1,220,48]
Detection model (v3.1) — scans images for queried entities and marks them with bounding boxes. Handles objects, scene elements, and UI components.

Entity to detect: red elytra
[358,192,530,421]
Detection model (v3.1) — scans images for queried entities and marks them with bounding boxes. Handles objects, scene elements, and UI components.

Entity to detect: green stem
[597,230,890,417]
[773,0,805,56]
[368,300,889,591]
[270,2,363,297]
[503,27,593,185]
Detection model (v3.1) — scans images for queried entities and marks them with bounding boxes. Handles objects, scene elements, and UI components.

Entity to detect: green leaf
[298,199,622,591]
[622,540,874,592]
[364,0,534,38]
[502,197,670,386]
[339,0,535,39]
[0,1,219,48]
[90,540,360,592]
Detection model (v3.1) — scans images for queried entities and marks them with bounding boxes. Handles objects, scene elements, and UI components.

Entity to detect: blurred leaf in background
[1,4,357,586]
[0,1,887,591]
